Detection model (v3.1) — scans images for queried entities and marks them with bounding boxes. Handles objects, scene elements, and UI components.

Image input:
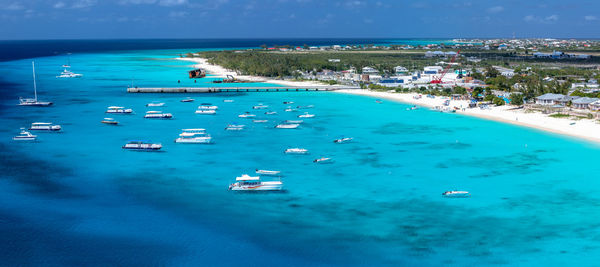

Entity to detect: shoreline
[336,89,600,145]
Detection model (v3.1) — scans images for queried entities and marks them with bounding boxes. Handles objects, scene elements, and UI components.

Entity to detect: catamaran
[13,128,37,141]
[228,174,283,191]
[18,62,53,106]
[29,122,61,131]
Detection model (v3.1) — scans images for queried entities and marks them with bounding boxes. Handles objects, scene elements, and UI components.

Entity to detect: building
[362,67,379,75]
[590,100,600,111]
[423,66,443,75]
[535,93,565,105]
[394,66,408,74]
[572,97,598,109]
[555,95,581,106]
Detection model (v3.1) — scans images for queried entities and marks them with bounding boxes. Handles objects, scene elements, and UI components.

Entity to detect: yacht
[298,113,315,118]
[225,124,245,131]
[195,109,216,115]
[284,148,308,154]
[442,191,471,198]
[253,119,268,123]
[146,102,165,107]
[238,112,256,118]
[106,106,133,114]
[253,104,269,109]
[29,122,61,131]
[334,137,353,144]
[265,111,277,115]
[228,174,283,191]
[13,128,37,141]
[181,97,195,102]
[198,103,218,110]
[313,157,333,164]
[56,68,83,78]
[144,111,173,119]
[255,169,281,176]
[18,62,52,106]
[122,141,162,151]
[275,123,299,129]
[223,99,234,103]
[101,118,119,125]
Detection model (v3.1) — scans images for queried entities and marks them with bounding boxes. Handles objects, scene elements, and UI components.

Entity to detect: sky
[0,0,599,40]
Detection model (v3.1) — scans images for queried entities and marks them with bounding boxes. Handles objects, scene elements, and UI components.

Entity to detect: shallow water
[2,49,600,266]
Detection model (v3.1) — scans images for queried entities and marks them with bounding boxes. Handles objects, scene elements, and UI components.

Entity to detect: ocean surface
[2,40,600,266]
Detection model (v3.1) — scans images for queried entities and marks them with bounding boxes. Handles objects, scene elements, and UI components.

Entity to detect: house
[554,95,580,106]
[394,66,408,74]
[572,97,598,109]
[590,100,600,111]
[535,93,565,105]
[362,67,379,75]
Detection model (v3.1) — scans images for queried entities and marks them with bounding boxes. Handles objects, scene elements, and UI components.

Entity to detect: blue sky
[0,0,599,40]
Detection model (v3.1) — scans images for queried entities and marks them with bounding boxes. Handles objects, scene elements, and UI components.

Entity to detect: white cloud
[168,11,188,18]
[4,2,25,10]
[584,15,598,21]
[487,6,504,13]
[524,14,558,24]
[53,1,66,8]
[159,0,188,6]
[72,0,97,9]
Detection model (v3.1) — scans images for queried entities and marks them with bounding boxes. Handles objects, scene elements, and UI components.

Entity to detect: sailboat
[19,62,53,106]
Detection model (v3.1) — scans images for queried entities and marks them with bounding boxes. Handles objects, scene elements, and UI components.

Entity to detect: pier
[127,86,358,93]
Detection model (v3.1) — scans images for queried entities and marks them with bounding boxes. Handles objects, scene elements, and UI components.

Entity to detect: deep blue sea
[2,39,600,266]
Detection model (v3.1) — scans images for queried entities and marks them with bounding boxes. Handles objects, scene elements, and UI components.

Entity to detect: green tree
[510,93,524,106]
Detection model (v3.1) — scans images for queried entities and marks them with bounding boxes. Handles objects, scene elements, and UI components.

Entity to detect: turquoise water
[2,49,600,266]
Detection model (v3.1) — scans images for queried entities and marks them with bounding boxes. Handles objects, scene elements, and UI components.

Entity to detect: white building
[423,66,443,75]
[362,67,379,74]
[394,66,408,74]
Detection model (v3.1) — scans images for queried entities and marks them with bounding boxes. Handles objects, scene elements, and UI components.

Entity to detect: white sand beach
[337,89,600,144]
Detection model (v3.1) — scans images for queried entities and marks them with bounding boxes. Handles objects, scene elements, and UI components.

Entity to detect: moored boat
[223,99,234,103]
[29,122,61,131]
[284,120,303,124]
[146,102,165,107]
[225,124,245,131]
[106,106,133,114]
[256,169,281,176]
[313,157,333,164]
[334,137,353,143]
[122,141,162,151]
[265,111,277,115]
[175,135,212,144]
[442,191,471,198]
[228,174,283,191]
[13,128,37,141]
[283,101,294,104]
[144,111,173,119]
[253,119,268,123]
[298,112,315,118]
[181,97,195,102]
[101,118,119,125]
[284,148,308,154]
[253,103,269,109]
[18,62,52,107]
[198,103,218,110]
[275,123,299,129]
[238,112,256,118]
[195,109,216,115]
[56,69,82,78]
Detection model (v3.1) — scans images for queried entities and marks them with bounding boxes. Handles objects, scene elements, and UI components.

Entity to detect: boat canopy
[107,106,124,109]
[236,174,260,181]
[32,122,52,125]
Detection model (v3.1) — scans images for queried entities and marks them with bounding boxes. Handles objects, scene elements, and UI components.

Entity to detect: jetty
[127,86,358,93]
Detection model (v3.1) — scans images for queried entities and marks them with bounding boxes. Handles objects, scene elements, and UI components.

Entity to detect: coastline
[336,89,600,145]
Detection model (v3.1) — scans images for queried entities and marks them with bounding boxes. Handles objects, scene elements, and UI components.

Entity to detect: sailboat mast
[32,61,37,101]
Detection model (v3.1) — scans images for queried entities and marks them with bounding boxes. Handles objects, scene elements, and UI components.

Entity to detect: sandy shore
[177,57,339,88]
[337,89,600,144]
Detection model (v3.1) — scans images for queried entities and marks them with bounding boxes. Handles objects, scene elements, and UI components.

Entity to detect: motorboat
[106,106,133,114]
[284,120,303,124]
[442,191,471,198]
[313,157,333,164]
[334,137,353,144]
[195,109,216,115]
[265,111,277,115]
[56,69,82,78]
[146,102,165,107]
[284,148,308,154]
[13,128,37,141]
[253,119,268,123]
[101,118,119,125]
[284,107,297,112]
[253,104,269,109]
[29,122,61,131]
[18,62,52,106]
[181,97,195,102]
[122,141,162,151]
[238,112,256,118]
[298,113,315,118]
[144,111,173,119]
[225,124,245,131]
[198,103,218,110]
[228,174,283,191]
[175,134,212,144]
[275,123,299,129]
[283,101,294,104]
[223,99,234,103]
[256,169,281,176]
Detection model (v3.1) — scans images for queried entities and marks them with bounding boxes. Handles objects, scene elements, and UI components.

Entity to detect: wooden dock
[127,86,358,93]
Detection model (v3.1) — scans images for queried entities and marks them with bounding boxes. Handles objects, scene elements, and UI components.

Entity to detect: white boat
[175,135,212,144]
[253,104,269,109]
[146,102,165,107]
[253,119,268,123]
[198,103,218,110]
[275,123,299,129]
[228,174,283,191]
[18,62,53,106]
[195,109,216,115]
[265,111,277,115]
[144,111,172,119]
[334,137,353,144]
[101,118,119,125]
[255,169,281,176]
[225,124,245,131]
[122,141,162,151]
[223,99,234,103]
[298,113,315,118]
[106,106,133,114]
[313,157,333,164]
[442,191,471,198]
[29,122,61,131]
[238,112,256,118]
[56,69,82,78]
[284,107,297,112]
[13,128,37,141]
[284,148,308,154]
[181,98,195,102]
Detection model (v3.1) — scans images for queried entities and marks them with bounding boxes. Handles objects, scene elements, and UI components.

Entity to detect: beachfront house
[572,97,599,110]
[535,93,565,105]
[555,95,581,106]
